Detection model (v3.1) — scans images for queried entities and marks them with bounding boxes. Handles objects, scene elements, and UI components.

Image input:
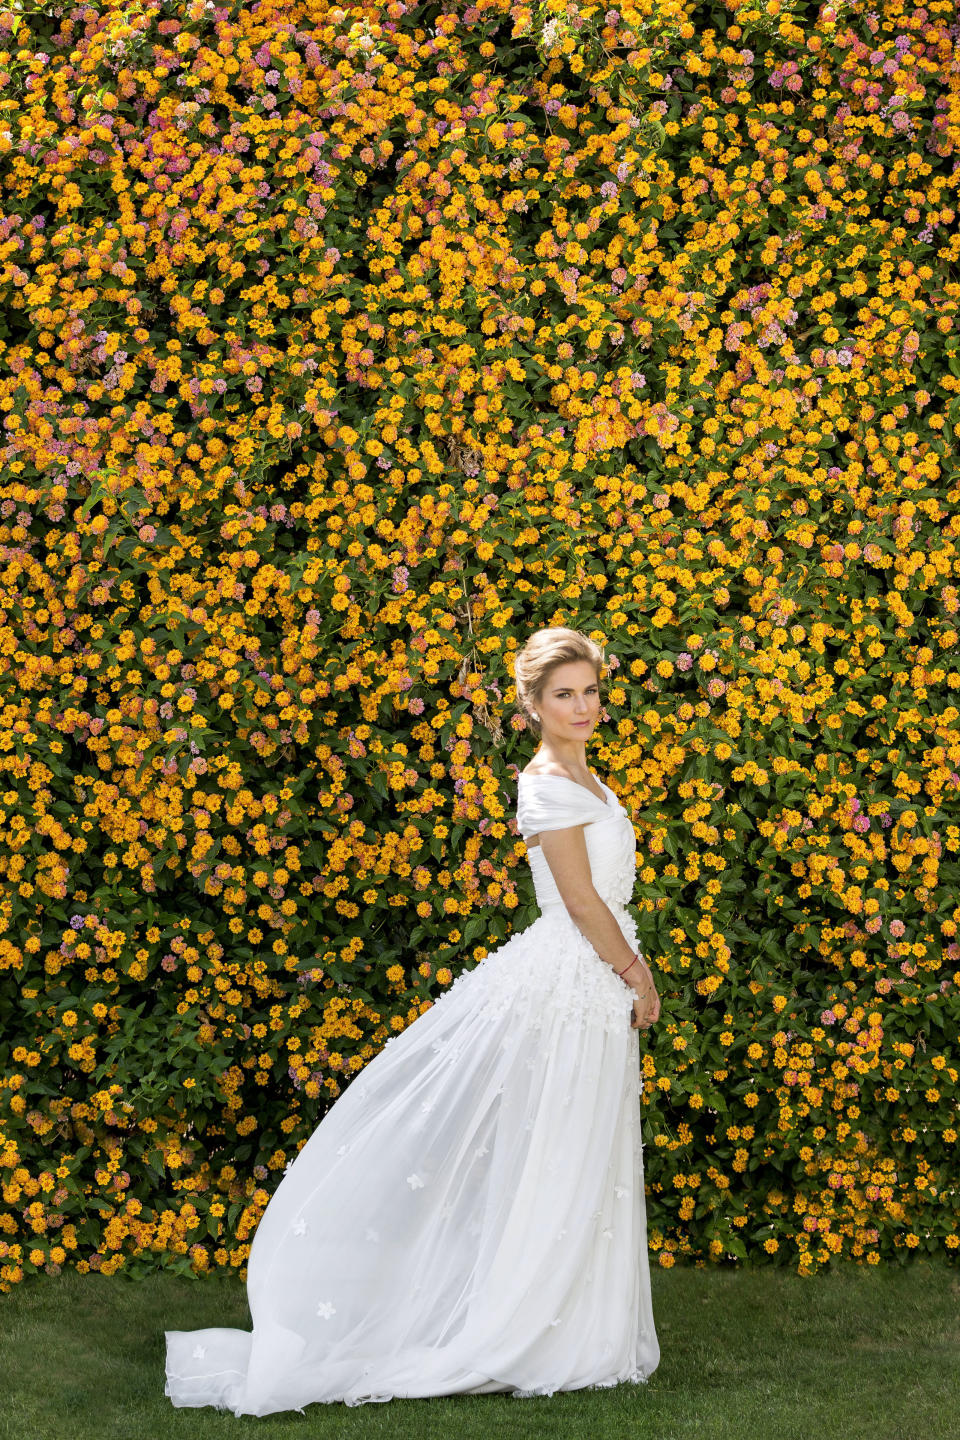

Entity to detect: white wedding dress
[165,771,660,1413]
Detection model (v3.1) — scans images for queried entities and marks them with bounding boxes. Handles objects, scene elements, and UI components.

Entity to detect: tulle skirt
[164,905,660,1414]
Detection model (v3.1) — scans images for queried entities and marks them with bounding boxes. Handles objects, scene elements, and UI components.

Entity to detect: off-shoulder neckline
[517,769,615,808]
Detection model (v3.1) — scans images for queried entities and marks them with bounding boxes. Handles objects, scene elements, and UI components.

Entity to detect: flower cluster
[1,0,959,1289]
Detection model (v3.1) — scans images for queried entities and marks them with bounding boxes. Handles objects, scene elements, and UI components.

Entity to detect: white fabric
[517,773,639,914]
[165,770,660,1414]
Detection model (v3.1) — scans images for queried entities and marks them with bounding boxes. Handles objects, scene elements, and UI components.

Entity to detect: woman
[165,625,662,1413]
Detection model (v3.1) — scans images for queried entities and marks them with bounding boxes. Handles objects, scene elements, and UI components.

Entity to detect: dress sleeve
[515,775,609,839]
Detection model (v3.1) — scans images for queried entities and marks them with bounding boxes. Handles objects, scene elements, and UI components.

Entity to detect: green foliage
[1,0,959,1288]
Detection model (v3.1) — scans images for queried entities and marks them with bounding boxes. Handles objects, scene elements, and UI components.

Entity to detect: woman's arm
[536,824,660,1027]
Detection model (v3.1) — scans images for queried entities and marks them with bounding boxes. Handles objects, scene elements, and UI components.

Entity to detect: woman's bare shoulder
[519,759,576,780]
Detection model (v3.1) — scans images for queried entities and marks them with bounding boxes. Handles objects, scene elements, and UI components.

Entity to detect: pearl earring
[531,712,539,722]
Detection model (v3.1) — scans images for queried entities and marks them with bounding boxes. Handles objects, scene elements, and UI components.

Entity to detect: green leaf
[461,914,487,944]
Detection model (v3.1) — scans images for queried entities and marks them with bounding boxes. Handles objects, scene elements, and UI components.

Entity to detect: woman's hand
[628,961,660,1032]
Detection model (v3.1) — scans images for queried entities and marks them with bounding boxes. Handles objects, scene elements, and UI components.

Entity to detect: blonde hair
[513,627,605,733]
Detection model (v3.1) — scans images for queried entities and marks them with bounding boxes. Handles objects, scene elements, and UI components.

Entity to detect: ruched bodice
[516,772,637,914]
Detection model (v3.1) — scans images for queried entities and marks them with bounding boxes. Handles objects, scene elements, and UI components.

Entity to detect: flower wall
[1,0,959,1288]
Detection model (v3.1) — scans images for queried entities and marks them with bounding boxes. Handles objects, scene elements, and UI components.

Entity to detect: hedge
[1,0,959,1290]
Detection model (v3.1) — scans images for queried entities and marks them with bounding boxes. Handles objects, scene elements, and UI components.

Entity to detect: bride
[165,625,662,1413]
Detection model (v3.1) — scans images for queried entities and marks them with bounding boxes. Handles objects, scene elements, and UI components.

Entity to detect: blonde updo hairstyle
[513,627,605,735]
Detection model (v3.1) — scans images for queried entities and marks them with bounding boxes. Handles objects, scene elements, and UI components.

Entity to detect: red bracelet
[615,952,644,979]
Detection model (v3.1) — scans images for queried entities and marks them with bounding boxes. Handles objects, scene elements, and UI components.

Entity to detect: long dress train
[164,771,660,1413]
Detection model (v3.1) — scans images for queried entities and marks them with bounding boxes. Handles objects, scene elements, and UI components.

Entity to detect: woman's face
[535,659,601,744]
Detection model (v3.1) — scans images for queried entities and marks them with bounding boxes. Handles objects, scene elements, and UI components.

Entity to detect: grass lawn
[1,1259,956,1440]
